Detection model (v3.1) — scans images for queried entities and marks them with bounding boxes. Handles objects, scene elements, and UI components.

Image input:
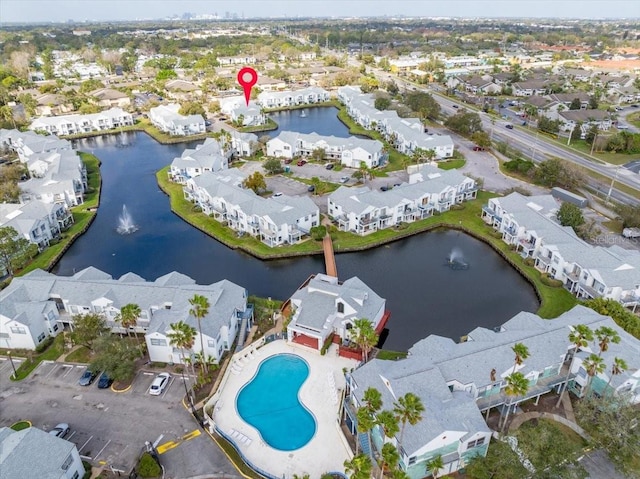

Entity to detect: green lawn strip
[376,350,408,361]
[438,159,466,170]
[627,112,640,129]
[292,175,340,194]
[156,167,324,258]
[160,173,575,318]
[10,334,65,381]
[544,134,640,166]
[239,118,278,133]
[19,153,102,275]
[583,168,640,200]
[65,346,92,364]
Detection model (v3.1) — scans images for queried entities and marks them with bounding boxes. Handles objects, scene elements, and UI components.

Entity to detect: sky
[1,0,639,23]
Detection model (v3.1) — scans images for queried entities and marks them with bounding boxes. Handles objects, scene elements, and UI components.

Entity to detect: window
[467,437,485,449]
[10,326,26,335]
[150,338,167,346]
[408,456,417,466]
[37,333,46,343]
[71,471,79,479]
[208,340,216,348]
[61,455,73,471]
[337,302,344,313]
[53,324,59,332]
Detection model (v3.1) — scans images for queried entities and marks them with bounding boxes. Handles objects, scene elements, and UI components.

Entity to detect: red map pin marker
[237,67,258,106]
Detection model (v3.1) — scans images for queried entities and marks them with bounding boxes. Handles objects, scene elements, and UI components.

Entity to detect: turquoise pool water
[236,354,316,450]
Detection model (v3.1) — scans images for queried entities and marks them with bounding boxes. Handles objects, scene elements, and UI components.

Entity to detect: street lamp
[605,166,621,204]
[7,351,17,380]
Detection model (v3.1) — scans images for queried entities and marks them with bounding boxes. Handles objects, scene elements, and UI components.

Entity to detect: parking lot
[0,361,236,476]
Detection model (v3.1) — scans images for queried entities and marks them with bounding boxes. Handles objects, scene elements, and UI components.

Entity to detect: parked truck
[622,227,640,239]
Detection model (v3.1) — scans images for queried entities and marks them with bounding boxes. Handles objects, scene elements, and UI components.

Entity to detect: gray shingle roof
[0,426,78,479]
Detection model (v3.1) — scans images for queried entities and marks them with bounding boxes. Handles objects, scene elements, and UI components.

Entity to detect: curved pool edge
[235,352,318,451]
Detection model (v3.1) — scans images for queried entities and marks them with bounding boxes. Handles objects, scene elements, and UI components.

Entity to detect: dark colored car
[284,158,293,164]
[325,163,334,170]
[505,124,514,130]
[297,160,307,166]
[380,186,390,192]
[452,105,459,109]
[79,370,98,386]
[472,146,484,151]
[97,372,113,389]
[307,185,315,192]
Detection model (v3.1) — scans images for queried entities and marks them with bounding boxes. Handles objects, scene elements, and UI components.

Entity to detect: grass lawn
[10,421,31,431]
[159,171,577,320]
[438,159,466,170]
[9,334,66,381]
[19,153,102,275]
[65,346,92,364]
[239,118,278,133]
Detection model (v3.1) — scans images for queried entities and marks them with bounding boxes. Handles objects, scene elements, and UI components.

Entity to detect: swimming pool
[236,354,316,451]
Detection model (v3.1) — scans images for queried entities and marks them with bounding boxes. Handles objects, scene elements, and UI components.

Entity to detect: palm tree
[189,294,210,374]
[351,318,379,362]
[555,324,594,408]
[166,320,197,377]
[356,406,375,456]
[594,326,621,357]
[583,353,606,398]
[605,357,627,396]
[425,454,444,479]
[116,303,141,338]
[344,454,372,479]
[393,392,425,450]
[500,371,529,432]
[379,443,400,479]
[376,409,399,441]
[390,470,410,479]
[510,342,530,374]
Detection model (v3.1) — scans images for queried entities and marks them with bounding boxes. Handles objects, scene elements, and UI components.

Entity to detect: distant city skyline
[1,0,639,24]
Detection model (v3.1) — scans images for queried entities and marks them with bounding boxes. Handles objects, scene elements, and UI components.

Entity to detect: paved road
[579,449,628,479]
[372,69,640,206]
[0,360,237,478]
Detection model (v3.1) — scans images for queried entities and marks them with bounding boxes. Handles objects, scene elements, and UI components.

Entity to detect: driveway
[0,360,237,478]
[579,449,628,479]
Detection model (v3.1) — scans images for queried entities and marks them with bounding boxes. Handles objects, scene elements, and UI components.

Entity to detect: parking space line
[162,377,175,398]
[94,439,111,460]
[44,364,62,378]
[67,431,77,441]
[79,435,93,454]
[63,366,77,378]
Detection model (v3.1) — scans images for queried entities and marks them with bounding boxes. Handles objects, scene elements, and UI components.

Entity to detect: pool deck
[212,340,359,478]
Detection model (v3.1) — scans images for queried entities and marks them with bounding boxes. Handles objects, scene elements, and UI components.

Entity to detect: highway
[373,70,640,206]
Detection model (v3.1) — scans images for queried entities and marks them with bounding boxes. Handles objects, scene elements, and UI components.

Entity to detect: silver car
[49,423,70,438]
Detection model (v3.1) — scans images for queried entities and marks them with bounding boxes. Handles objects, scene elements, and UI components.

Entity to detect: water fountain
[447,247,469,270]
[116,204,138,234]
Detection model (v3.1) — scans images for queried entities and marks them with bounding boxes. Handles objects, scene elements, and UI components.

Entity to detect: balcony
[476,364,572,411]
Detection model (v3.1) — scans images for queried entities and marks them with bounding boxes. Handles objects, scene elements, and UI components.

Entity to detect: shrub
[320,334,334,356]
[35,336,54,353]
[524,258,535,267]
[138,452,161,478]
[540,274,563,288]
[310,225,327,241]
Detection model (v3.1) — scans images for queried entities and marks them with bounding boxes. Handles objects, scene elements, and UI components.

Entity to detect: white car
[149,373,170,396]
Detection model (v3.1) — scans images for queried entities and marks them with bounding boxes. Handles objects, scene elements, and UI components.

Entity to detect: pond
[54,122,538,351]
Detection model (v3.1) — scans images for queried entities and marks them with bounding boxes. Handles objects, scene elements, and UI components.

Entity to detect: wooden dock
[323,234,338,278]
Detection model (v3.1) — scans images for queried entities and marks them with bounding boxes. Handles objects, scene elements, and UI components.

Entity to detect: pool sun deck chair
[242,436,252,446]
[230,429,240,438]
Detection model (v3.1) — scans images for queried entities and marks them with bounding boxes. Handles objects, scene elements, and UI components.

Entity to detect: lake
[54,109,538,350]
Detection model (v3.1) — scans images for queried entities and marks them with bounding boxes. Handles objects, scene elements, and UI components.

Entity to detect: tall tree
[376,409,399,441]
[70,313,109,351]
[90,335,139,381]
[510,342,530,374]
[166,320,197,377]
[604,357,627,396]
[242,171,266,193]
[116,303,141,338]
[189,294,210,373]
[594,326,620,357]
[425,454,444,479]
[582,353,605,398]
[351,318,379,362]
[379,443,400,479]
[556,324,594,407]
[500,371,529,432]
[0,226,37,276]
[344,454,372,479]
[393,392,425,450]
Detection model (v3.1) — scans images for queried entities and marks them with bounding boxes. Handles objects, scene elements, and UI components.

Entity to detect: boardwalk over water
[323,234,337,277]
